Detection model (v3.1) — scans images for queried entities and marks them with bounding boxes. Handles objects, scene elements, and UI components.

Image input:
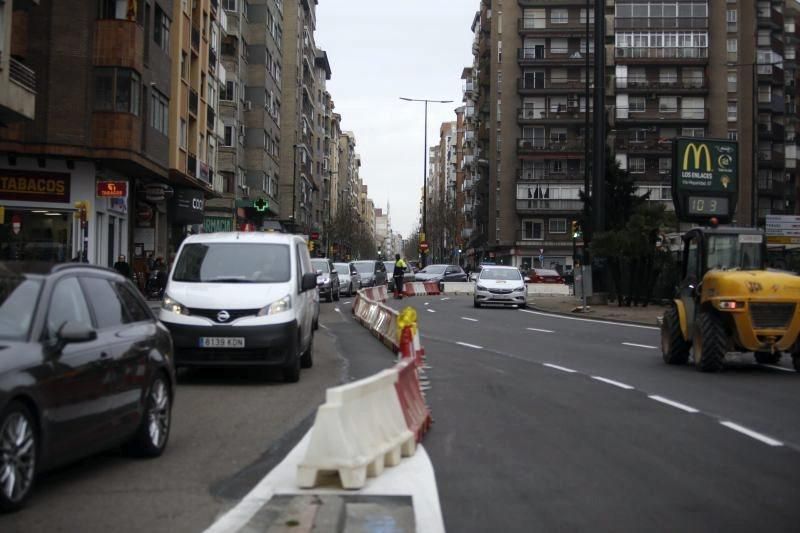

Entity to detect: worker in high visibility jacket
[393,254,407,299]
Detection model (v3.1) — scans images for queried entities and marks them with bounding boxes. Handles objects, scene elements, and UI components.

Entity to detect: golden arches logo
[682,143,712,172]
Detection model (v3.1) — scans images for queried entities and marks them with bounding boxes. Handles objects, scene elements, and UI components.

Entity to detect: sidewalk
[529,295,665,327]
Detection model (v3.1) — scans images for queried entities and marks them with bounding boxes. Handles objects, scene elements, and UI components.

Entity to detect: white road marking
[461,317,479,322]
[441,297,450,301]
[344,301,352,305]
[456,341,483,350]
[720,421,784,447]
[527,327,554,333]
[427,309,436,313]
[518,308,659,330]
[334,308,341,313]
[622,342,657,350]
[761,364,795,373]
[424,302,429,306]
[543,363,577,373]
[591,376,635,390]
[320,324,328,330]
[648,395,699,414]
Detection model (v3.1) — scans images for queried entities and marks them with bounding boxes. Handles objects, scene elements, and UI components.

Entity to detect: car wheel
[333,286,340,302]
[284,334,302,383]
[0,401,37,512]
[325,291,333,303]
[126,373,171,457]
[301,334,314,369]
[793,353,800,372]
[348,283,353,296]
[755,351,781,365]
[519,302,528,309]
[694,311,726,372]
[661,307,691,365]
[473,299,481,308]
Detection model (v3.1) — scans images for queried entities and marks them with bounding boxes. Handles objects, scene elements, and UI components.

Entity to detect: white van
[158,232,318,382]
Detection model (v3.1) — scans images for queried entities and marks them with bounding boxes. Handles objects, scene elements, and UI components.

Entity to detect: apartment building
[0,0,185,269]
[327,107,341,218]
[314,50,331,234]
[465,0,799,270]
[278,0,320,235]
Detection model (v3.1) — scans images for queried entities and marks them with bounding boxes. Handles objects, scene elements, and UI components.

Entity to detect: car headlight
[257,295,292,316]
[514,286,526,292]
[162,295,188,315]
[477,285,488,291]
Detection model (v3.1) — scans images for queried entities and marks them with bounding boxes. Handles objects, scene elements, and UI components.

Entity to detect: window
[728,130,738,141]
[549,219,567,234]
[727,38,738,60]
[98,0,135,20]
[682,127,705,137]
[727,9,737,29]
[94,67,140,115]
[658,158,672,175]
[47,278,92,338]
[149,90,168,135]
[727,102,738,121]
[659,96,678,113]
[550,9,568,24]
[181,52,188,79]
[154,6,170,52]
[579,8,594,24]
[180,119,187,149]
[522,220,544,240]
[727,71,737,92]
[629,157,645,174]
[629,96,646,113]
[223,81,235,101]
[223,0,236,10]
[223,125,233,146]
[81,278,126,329]
[114,283,152,323]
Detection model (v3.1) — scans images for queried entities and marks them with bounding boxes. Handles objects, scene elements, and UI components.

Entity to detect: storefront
[0,157,129,266]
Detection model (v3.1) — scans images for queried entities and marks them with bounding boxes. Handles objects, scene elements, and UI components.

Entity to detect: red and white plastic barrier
[297,369,416,489]
[403,282,441,297]
[394,359,432,443]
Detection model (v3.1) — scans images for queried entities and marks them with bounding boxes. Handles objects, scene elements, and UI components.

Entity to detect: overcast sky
[316,0,478,238]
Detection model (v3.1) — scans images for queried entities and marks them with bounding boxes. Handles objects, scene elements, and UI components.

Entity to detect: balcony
[462,155,475,169]
[615,47,708,64]
[464,130,475,144]
[191,25,201,53]
[463,203,474,215]
[620,79,707,94]
[0,57,36,121]
[518,18,595,36]
[93,19,144,71]
[518,167,584,180]
[462,177,474,191]
[518,107,586,124]
[209,47,218,72]
[518,48,593,66]
[758,123,786,141]
[463,79,475,97]
[614,17,707,30]
[518,77,591,94]
[757,64,785,85]
[614,137,673,154]
[518,0,587,5]
[758,150,786,168]
[516,199,584,213]
[517,139,585,156]
[189,89,199,116]
[615,108,708,125]
[465,106,475,118]
[758,8,784,29]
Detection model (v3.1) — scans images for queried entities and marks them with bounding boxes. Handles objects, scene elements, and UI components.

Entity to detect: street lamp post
[399,96,453,267]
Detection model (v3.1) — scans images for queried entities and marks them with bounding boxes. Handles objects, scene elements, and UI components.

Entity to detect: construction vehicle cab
[661,225,800,372]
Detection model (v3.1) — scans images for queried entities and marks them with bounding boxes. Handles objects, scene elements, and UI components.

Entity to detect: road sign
[310,231,320,240]
[420,242,429,252]
[766,215,800,237]
[672,137,738,223]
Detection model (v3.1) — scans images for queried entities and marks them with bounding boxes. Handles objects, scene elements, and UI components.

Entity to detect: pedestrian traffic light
[571,220,581,239]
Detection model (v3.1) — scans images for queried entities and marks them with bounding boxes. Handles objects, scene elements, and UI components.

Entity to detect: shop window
[94,67,141,116]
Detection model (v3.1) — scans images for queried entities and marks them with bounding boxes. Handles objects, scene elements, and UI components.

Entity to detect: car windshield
[0,276,41,340]
[353,262,375,274]
[420,265,446,275]
[310,259,330,273]
[333,263,350,275]
[481,268,523,281]
[706,234,764,270]
[172,243,291,283]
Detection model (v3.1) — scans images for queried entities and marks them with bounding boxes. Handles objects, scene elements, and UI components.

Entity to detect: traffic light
[571,220,581,239]
[308,240,315,252]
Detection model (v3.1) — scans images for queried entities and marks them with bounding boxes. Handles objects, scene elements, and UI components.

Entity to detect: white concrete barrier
[442,282,474,295]
[527,283,571,296]
[297,369,416,490]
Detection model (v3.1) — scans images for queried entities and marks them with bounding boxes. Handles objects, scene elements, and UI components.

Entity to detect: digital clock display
[687,196,729,215]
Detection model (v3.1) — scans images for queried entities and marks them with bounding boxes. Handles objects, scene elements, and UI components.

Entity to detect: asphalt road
[4,295,799,532]
[374,295,800,532]
[0,303,372,533]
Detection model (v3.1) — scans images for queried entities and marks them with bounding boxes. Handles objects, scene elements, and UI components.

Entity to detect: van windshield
[172,243,291,283]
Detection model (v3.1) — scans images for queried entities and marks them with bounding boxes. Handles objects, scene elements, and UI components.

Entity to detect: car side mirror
[302,272,318,292]
[51,321,97,355]
[315,270,323,276]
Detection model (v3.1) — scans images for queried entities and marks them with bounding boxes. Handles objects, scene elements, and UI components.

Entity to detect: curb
[529,305,662,328]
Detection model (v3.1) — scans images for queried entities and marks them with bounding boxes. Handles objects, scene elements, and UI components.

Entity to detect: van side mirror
[301,272,318,292]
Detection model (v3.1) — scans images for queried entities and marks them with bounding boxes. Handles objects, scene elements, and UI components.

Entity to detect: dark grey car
[0,262,175,512]
[311,258,340,302]
[352,260,388,288]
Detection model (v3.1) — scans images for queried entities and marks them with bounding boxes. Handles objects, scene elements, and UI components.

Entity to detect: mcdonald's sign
[672,137,738,223]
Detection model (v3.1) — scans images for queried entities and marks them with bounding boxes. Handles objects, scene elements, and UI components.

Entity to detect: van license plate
[198,337,246,348]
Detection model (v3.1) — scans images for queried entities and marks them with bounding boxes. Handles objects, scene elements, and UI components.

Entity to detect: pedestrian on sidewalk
[393,253,407,299]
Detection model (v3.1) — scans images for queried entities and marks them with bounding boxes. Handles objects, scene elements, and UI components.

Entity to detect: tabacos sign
[0,171,71,203]
[672,137,739,223]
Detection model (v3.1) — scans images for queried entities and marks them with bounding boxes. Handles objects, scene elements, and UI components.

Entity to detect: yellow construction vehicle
[661,224,800,372]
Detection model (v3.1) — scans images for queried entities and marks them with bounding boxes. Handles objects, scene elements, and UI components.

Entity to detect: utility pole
[399,96,453,267]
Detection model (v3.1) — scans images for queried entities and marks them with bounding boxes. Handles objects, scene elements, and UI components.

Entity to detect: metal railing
[518,78,592,91]
[614,17,708,30]
[519,108,586,121]
[516,199,584,212]
[517,139,585,152]
[615,47,708,60]
[9,58,36,93]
